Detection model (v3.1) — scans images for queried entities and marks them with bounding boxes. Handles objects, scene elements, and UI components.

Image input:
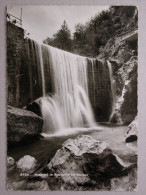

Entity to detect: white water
[41,126,103,138]
[91,59,96,107]
[33,43,96,133]
[31,40,46,97]
[38,44,46,96]
[107,60,115,121]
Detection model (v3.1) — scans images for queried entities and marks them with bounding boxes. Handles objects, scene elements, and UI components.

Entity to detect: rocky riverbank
[7,124,137,191]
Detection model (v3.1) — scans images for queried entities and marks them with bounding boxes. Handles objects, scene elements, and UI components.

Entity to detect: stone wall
[7,22,43,108]
[87,59,112,121]
[25,39,44,101]
[7,22,25,107]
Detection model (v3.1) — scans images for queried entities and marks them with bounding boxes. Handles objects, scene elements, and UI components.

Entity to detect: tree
[43,37,56,47]
[72,23,88,55]
[85,10,115,56]
[43,6,138,57]
[43,20,72,52]
[73,24,86,43]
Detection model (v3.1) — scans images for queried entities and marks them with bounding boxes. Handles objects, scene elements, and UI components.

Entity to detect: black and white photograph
[6,5,138,191]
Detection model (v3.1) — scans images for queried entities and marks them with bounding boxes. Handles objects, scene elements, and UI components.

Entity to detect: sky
[7,5,109,43]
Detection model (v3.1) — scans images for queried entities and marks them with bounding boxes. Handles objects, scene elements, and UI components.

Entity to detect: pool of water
[8,123,137,167]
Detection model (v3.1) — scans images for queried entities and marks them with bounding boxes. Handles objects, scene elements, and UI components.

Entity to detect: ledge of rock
[47,135,130,189]
[7,105,43,145]
[126,116,138,143]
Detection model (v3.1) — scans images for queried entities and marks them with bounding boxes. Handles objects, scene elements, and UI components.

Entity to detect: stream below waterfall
[8,124,137,191]
[8,124,137,165]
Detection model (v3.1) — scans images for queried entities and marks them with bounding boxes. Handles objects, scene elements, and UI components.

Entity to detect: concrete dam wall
[7,22,113,122]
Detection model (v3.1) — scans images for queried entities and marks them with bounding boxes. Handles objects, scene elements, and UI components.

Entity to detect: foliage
[43,20,72,52]
[43,6,137,57]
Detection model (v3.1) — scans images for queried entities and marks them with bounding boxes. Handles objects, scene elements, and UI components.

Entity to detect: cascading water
[38,45,46,96]
[29,41,96,134]
[107,60,115,121]
[26,39,115,134]
[90,59,96,107]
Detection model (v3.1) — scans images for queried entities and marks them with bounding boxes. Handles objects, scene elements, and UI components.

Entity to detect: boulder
[17,155,37,173]
[126,116,138,143]
[47,135,130,188]
[7,156,15,167]
[7,105,43,145]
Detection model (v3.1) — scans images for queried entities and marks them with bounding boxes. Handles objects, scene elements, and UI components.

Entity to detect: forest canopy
[43,6,138,57]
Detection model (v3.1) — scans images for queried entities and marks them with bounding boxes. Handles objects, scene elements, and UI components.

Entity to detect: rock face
[126,116,138,143]
[47,135,129,188]
[7,105,43,145]
[98,21,138,125]
[111,58,137,124]
[17,155,37,173]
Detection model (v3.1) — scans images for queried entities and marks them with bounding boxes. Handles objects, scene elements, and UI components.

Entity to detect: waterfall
[29,42,96,133]
[107,60,115,121]
[38,45,46,96]
[90,59,96,107]
[26,39,115,132]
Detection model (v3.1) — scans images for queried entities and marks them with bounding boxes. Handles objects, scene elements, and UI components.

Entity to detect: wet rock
[7,105,43,145]
[26,98,42,117]
[7,156,16,172]
[17,155,37,173]
[47,135,130,188]
[126,116,138,143]
[111,59,137,124]
[7,156,15,167]
[126,135,137,143]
